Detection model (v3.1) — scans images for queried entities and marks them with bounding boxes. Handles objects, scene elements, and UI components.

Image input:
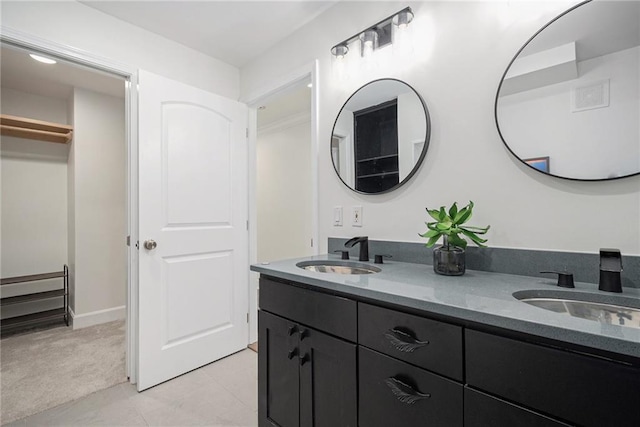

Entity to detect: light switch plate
[352,206,363,227]
[333,206,343,226]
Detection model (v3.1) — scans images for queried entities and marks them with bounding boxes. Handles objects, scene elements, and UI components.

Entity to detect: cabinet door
[259,310,300,427]
[299,326,357,427]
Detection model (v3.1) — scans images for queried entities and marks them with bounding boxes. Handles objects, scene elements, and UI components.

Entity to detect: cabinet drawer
[259,277,357,342]
[464,387,570,427]
[466,329,640,427]
[358,303,463,380]
[358,347,463,427]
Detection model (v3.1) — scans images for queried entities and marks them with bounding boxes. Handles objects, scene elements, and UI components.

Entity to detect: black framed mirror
[495,0,640,181]
[331,78,430,194]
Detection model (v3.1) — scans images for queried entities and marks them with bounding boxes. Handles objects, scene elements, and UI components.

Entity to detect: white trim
[2,26,139,384]
[70,306,126,329]
[246,60,320,344]
[257,111,311,136]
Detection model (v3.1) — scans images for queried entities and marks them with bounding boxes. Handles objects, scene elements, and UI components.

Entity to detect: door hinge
[311,238,314,247]
[126,235,130,246]
[247,313,250,323]
[246,220,249,231]
[246,128,249,138]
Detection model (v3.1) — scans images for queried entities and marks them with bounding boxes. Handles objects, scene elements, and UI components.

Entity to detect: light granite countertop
[251,254,640,362]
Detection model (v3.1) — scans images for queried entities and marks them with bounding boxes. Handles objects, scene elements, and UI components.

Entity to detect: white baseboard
[70,305,126,329]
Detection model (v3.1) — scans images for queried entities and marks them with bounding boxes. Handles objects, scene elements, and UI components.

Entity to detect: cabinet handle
[298,328,307,341]
[384,328,429,352]
[287,325,297,336]
[384,377,430,404]
[299,353,310,366]
[287,348,298,360]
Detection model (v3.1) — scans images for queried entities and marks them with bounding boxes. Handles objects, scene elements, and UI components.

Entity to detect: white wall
[0,88,69,318]
[398,91,427,179]
[499,46,640,179]
[70,88,126,319]
[257,120,313,262]
[242,1,640,255]
[1,1,239,99]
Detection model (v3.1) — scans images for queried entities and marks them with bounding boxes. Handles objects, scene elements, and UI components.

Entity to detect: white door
[137,70,248,391]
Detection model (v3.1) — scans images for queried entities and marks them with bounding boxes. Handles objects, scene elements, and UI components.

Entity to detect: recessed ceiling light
[258,106,267,110]
[29,54,57,65]
[307,83,312,88]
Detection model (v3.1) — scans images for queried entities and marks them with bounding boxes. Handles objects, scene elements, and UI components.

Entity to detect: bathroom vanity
[252,256,640,427]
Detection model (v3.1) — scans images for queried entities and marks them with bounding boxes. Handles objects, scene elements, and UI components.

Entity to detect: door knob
[143,240,157,250]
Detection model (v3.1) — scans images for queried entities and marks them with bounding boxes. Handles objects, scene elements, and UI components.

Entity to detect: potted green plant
[419,201,490,276]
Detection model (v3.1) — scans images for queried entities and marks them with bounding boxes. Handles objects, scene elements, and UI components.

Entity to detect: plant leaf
[424,234,441,247]
[454,207,472,225]
[419,229,439,238]
[436,222,452,231]
[438,206,447,221]
[462,225,490,234]
[460,229,488,247]
[448,233,468,249]
[448,202,458,220]
[427,208,441,221]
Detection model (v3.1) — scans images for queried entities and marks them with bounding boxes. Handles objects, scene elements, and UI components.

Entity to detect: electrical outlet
[333,206,343,226]
[352,206,363,227]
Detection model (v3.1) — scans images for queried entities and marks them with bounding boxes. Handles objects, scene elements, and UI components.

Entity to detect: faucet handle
[540,271,575,288]
[374,254,392,264]
[334,250,350,260]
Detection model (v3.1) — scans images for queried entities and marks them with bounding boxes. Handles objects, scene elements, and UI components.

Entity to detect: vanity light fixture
[330,7,414,60]
[29,54,57,65]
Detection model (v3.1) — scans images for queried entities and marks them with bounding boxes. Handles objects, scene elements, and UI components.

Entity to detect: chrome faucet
[345,236,369,262]
[599,248,623,293]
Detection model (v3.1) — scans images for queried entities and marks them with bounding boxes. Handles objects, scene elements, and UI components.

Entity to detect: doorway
[247,63,319,346]
[0,41,130,423]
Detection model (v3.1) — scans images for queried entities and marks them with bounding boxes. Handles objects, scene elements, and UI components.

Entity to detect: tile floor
[4,349,258,427]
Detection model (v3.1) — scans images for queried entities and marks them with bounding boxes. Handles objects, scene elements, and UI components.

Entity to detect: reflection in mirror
[332,79,430,194]
[496,0,640,181]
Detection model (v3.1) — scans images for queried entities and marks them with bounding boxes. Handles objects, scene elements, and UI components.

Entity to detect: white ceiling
[79,0,339,68]
[1,45,125,100]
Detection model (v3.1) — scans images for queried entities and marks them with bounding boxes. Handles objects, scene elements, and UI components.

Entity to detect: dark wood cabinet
[257,275,640,427]
[258,309,356,427]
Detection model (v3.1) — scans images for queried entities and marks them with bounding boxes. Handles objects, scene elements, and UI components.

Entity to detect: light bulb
[29,54,56,64]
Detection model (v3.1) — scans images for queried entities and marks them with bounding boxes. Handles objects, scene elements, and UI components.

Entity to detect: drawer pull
[299,353,310,366]
[287,348,298,360]
[385,377,431,404]
[384,328,429,352]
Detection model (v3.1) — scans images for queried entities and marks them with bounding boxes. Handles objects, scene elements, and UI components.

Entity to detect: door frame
[0,27,139,383]
[242,60,320,343]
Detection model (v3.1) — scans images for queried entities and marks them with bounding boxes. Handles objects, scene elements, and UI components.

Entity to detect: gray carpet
[0,320,126,425]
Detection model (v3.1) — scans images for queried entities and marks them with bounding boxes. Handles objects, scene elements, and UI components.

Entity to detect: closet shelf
[0,114,73,144]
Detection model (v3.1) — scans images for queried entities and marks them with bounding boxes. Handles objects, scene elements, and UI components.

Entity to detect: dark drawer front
[359,347,463,427]
[358,303,463,380]
[259,277,357,342]
[466,329,640,427]
[464,387,571,427]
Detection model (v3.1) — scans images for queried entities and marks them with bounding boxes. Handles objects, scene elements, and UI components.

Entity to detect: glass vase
[433,236,466,276]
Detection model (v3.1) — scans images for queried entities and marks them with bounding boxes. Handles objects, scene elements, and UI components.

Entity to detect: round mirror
[496,0,640,181]
[331,79,430,194]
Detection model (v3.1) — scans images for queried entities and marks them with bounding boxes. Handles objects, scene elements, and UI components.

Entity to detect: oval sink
[296,260,381,275]
[513,290,640,329]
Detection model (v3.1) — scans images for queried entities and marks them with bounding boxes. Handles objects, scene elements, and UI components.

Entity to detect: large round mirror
[331,79,430,194]
[496,0,640,181]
